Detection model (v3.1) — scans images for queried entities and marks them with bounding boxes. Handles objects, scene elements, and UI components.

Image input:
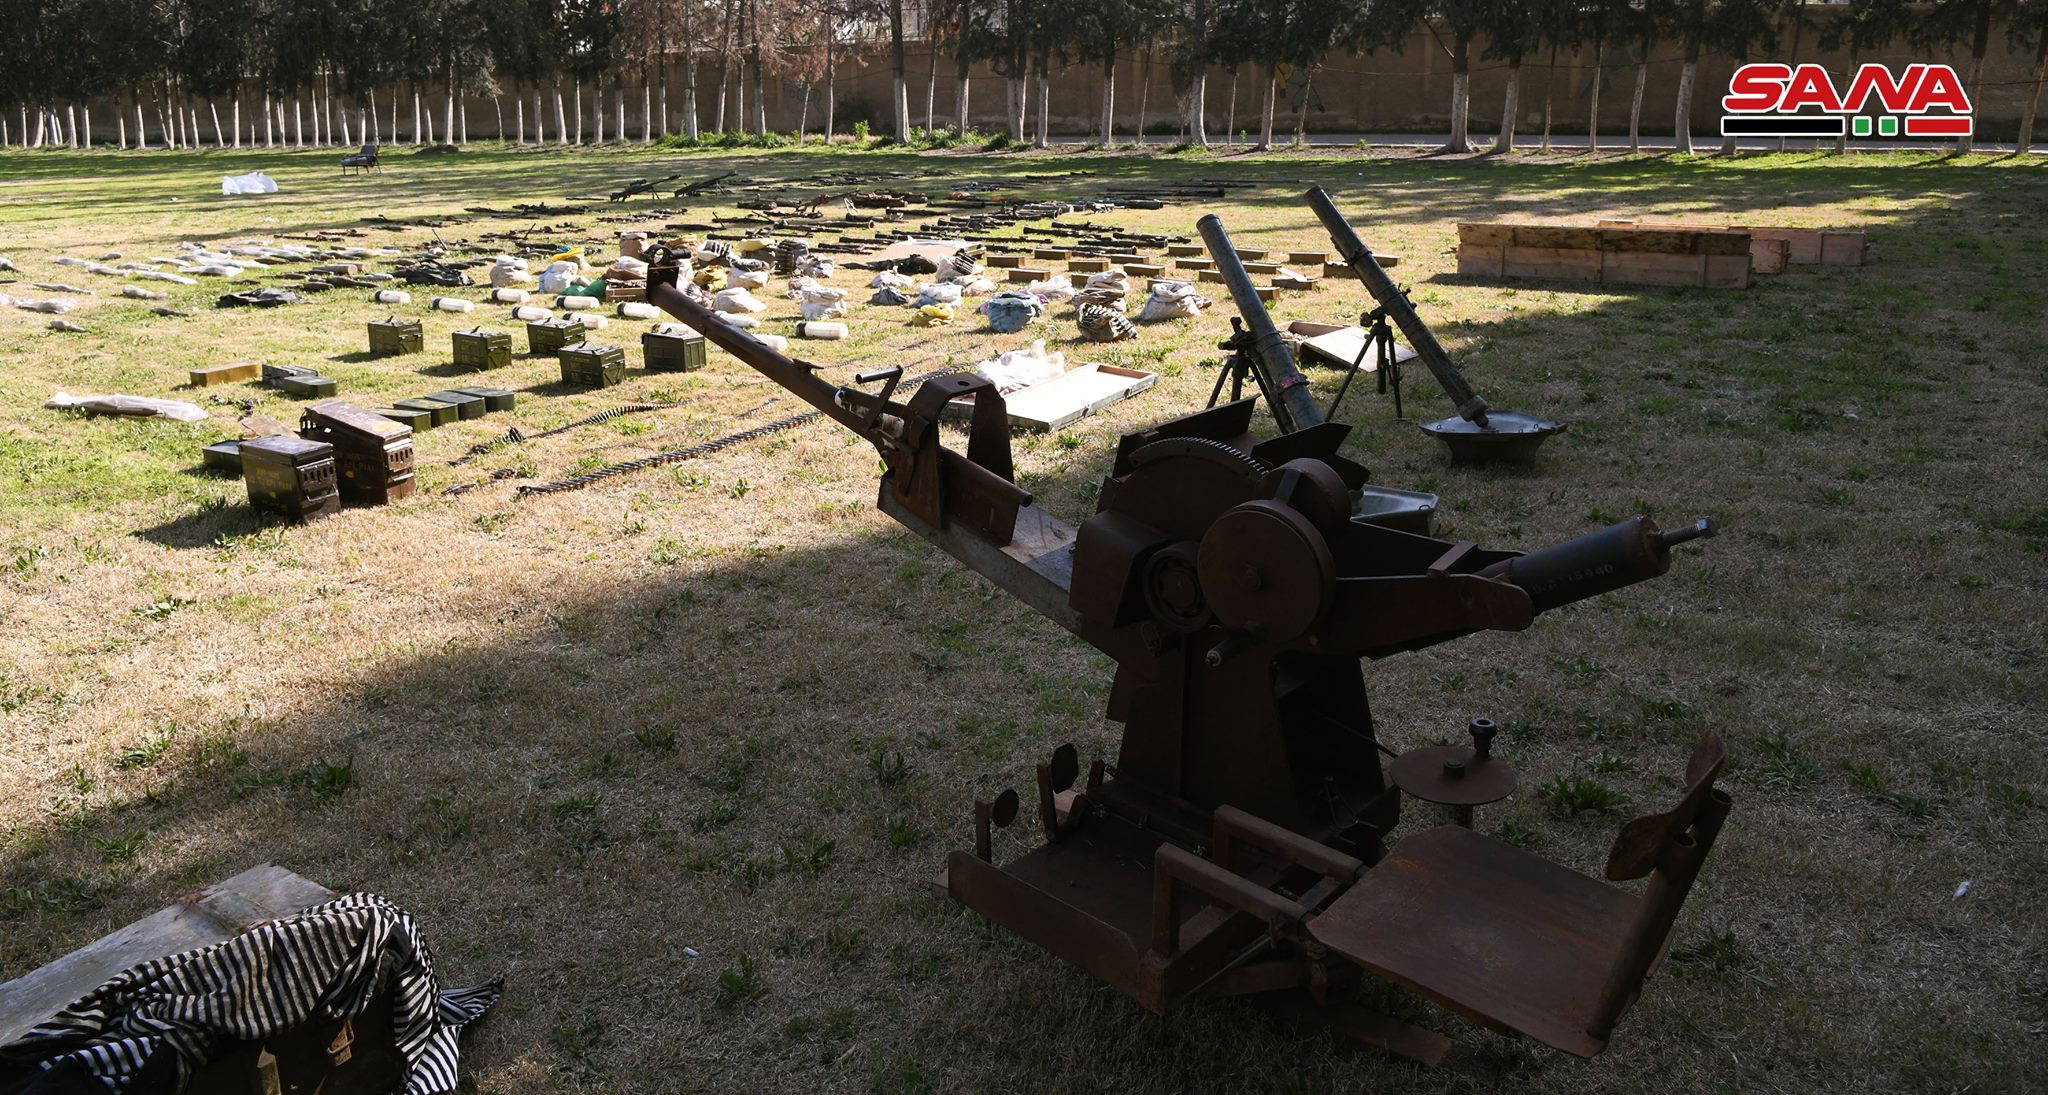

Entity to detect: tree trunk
[461,99,469,144]
[137,99,148,149]
[1191,71,1208,146]
[577,79,587,144]
[367,89,378,143]
[389,88,398,143]
[1961,4,1991,153]
[820,26,833,141]
[1446,34,1471,152]
[595,83,606,143]
[643,82,653,142]
[749,52,765,135]
[797,83,811,140]
[1259,66,1278,149]
[82,106,91,148]
[660,75,670,138]
[1034,52,1050,148]
[516,95,525,144]
[890,0,911,140]
[206,100,222,147]
[2020,34,2048,153]
[323,73,334,145]
[231,99,239,148]
[1673,54,1698,154]
[1007,76,1023,141]
[1628,58,1648,151]
[1294,86,1308,146]
[68,104,80,147]
[413,88,422,145]
[338,103,350,147]
[619,83,629,141]
[714,58,728,132]
[294,97,303,148]
[1587,34,1604,152]
[1780,0,1806,153]
[925,39,938,133]
[121,102,130,150]
[1137,50,1152,145]
[1495,59,1520,153]
[1540,44,1556,152]
[1101,54,1117,143]
[555,81,568,144]
[955,53,971,135]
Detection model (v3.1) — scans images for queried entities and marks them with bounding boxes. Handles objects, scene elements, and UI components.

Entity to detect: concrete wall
[56,11,2045,148]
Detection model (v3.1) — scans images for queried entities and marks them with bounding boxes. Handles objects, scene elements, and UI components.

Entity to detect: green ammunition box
[201,439,243,474]
[393,398,458,428]
[451,386,517,413]
[273,374,340,399]
[641,326,707,373]
[372,406,435,431]
[424,390,486,420]
[558,341,626,388]
[451,327,512,371]
[240,435,340,523]
[527,316,587,355]
[367,317,424,357]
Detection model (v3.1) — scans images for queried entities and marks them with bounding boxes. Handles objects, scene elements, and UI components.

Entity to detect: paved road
[1045,131,2040,154]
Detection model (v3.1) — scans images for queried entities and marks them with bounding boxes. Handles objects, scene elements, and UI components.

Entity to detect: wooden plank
[1006,267,1051,283]
[1750,238,1790,275]
[1175,257,1215,271]
[1287,251,1329,265]
[1165,243,1204,257]
[1241,261,1283,276]
[1502,245,1601,282]
[190,361,261,387]
[1692,231,1752,257]
[1513,225,1602,250]
[1770,228,1826,265]
[1596,228,1702,254]
[0,865,334,1045]
[1703,254,1752,289]
[1602,250,1708,287]
[1458,223,1514,247]
[945,364,1159,432]
[1456,246,1506,278]
[987,254,1024,269]
[1326,256,1400,277]
[1819,230,1867,265]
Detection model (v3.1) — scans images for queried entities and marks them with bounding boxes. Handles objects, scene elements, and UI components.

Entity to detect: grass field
[1,141,2043,1093]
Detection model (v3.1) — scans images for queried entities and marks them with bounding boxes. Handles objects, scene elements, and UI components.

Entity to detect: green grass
[1,142,2044,1093]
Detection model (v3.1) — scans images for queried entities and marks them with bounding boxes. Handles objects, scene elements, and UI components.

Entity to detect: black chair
[340,144,380,175]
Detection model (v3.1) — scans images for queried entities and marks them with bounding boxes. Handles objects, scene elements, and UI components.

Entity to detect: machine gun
[643,246,1726,1063]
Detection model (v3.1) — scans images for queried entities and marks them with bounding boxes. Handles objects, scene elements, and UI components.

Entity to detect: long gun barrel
[1196,214,1325,434]
[1304,185,1490,426]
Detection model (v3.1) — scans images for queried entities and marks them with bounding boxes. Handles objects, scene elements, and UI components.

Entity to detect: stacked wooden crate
[1596,220,1866,274]
[1456,223,1754,289]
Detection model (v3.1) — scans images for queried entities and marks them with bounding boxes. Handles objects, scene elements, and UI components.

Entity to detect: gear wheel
[1103,437,1270,542]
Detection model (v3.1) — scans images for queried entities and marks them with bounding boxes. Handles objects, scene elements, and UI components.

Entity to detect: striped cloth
[1,893,499,1094]
[1077,303,1137,342]
[945,246,984,280]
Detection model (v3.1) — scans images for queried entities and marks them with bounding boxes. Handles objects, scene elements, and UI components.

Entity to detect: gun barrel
[1303,186,1489,426]
[646,277,868,436]
[1479,517,1715,613]
[1195,214,1324,434]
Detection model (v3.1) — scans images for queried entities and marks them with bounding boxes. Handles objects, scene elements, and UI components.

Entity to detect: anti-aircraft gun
[644,240,1727,1064]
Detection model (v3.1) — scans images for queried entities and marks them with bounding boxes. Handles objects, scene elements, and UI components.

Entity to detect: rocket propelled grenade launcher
[1304,185,1564,463]
[642,242,1723,1063]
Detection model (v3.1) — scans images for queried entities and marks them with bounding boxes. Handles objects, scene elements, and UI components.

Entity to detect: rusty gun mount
[644,244,1721,1062]
[1304,185,1564,464]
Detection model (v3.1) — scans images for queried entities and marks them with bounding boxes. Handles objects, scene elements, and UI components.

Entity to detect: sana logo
[1721,63,1974,139]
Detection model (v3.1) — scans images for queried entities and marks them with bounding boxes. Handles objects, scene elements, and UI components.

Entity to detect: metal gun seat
[1309,732,1730,1057]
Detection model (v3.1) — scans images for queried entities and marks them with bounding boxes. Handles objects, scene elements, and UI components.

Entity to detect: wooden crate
[0,865,336,1046]
[1459,222,1752,289]
[1598,219,1866,270]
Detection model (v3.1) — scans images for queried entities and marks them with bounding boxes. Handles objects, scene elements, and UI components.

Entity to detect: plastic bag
[973,340,1066,393]
[538,261,580,294]
[1138,280,1211,322]
[978,290,1044,334]
[952,274,997,297]
[713,287,766,314]
[869,270,917,290]
[47,392,208,421]
[1026,274,1074,303]
[911,302,955,327]
[801,299,848,321]
[728,268,770,290]
[915,283,962,308]
[220,172,278,196]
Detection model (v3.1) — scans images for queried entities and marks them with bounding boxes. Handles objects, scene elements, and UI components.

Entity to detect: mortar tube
[1195,214,1324,434]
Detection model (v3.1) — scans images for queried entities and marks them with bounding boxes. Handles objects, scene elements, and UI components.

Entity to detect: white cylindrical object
[489,287,530,303]
[794,321,848,340]
[432,296,474,313]
[572,312,608,330]
[556,294,599,311]
[753,333,789,354]
[615,300,658,320]
[510,305,550,322]
[373,289,412,305]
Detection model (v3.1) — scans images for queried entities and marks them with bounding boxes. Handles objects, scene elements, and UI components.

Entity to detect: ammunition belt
[512,362,974,497]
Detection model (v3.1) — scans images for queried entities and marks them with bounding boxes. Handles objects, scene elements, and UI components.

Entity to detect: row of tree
[3,1,2046,154]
